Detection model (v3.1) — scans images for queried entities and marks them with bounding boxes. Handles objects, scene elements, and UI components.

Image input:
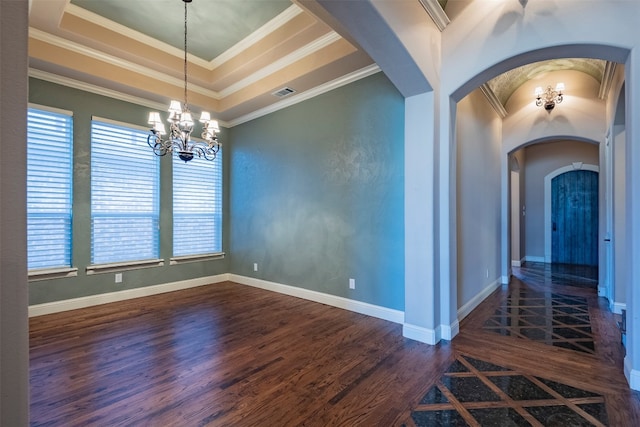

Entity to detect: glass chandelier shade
[147,0,221,162]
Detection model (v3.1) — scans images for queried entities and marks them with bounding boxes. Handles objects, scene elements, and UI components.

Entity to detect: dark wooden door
[551,170,598,266]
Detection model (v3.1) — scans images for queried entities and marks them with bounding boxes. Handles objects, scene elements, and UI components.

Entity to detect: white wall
[523,140,599,260]
[456,89,502,312]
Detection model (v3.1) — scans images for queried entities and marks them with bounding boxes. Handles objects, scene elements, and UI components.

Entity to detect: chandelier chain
[183,0,188,109]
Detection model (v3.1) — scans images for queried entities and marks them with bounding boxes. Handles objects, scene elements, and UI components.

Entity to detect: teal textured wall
[28,78,230,304]
[229,72,405,310]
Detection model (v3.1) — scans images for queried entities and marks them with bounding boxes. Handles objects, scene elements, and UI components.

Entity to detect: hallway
[407,263,637,426]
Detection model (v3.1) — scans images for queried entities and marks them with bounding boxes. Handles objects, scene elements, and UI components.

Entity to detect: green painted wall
[28,78,230,304]
[228,72,405,310]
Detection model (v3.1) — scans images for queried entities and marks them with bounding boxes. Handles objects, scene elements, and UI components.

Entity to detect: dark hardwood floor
[30,268,640,426]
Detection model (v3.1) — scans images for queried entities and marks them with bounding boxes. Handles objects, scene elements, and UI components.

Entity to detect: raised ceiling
[28,0,615,126]
[28,0,377,126]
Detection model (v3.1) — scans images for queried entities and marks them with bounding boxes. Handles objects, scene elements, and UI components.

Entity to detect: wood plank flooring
[30,271,640,426]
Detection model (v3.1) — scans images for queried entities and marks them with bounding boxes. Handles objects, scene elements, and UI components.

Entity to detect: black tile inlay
[578,402,609,425]
[483,288,595,354]
[445,360,470,373]
[411,409,469,427]
[440,376,501,402]
[526,405,593,426]
[463,356,512,372]
[419,385,448,404]
[467,408,530,426]
[535,377,600,399]
[410,355,608,427]
[488,375,554,401]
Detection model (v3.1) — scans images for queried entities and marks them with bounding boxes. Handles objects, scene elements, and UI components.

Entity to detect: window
[27,107,74,270]
[90,118,159,265]
[173,151,223,257]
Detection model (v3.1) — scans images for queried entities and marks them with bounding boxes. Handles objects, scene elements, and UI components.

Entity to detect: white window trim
[170,252,225,265]
[28,267,78,282]
[86,258,164,275]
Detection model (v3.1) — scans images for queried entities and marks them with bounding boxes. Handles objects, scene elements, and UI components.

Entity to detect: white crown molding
[65,3,304,71]
[30,68,165,109]
[480,83,508,118]
[210,4,304,69]
[229,64,381,127]
[29,27,220,100]
[418,0,450,32]
[28,68,231,128]
[599,60,617,100]
[219,31,342,98]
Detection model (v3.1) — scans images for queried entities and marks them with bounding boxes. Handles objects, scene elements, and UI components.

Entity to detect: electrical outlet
[115,272,123,283]
[349,278,355,289]
[253,263,258,272]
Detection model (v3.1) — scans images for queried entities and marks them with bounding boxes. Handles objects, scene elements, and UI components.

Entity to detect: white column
[0,0,29,424]
[625,47,640,391]
[403,92,438,344]
[438,96,459,340]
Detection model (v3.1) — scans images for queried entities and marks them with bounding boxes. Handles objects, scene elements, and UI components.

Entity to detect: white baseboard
[403,323,437,345]
[524,256,545,263]
[625,356,640,391]
[441,319,460,340]
[29,274,230,317]
[501,275,510,285]
[612,302,627,315]
[511,260,521,267]
[229,274,405,324]
[457,278,502,321]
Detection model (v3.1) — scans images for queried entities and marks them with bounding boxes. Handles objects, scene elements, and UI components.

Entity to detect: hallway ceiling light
[534,83,564,112]
[147,0,221,163]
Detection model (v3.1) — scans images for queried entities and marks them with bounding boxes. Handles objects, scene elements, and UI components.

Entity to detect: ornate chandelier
[534,83,565,112]
[147,0,220,162]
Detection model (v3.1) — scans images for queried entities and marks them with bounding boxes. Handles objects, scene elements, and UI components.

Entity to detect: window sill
[170,252,225,265]
[29,267,78,282]
[86,259,164,275]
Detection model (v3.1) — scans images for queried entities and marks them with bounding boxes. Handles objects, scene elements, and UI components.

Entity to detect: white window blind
[27,107,73,270]
[173,151,222,256]
[91,119,159,264]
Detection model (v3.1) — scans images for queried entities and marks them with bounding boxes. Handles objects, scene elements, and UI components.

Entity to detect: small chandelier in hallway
[147,0,221,162]
[534,83,564,112]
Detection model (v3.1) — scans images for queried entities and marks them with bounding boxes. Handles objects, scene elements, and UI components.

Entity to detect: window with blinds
[27,107,73,270]
[173,151,223,256]
[90,119,160,265]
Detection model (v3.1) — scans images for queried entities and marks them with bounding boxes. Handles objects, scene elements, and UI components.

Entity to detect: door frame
[544,162,599,263]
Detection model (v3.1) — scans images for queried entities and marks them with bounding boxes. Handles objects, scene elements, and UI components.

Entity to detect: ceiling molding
[29,68,166,111]
[480,83,508,118]
[598,61,617,100]
[29,64,382,130]
[29,27,220,100]
[218,31,342,98]
[64,3,210,69]
[229,64,381,127]
[210,4,304,69]
[65,3,305,71]
[417,0,450,32]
